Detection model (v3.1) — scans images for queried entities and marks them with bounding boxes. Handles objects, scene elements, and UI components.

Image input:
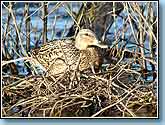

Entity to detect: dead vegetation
[2,2,158,117]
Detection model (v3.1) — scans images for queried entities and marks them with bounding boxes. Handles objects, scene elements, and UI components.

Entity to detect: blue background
[0,0,163,125]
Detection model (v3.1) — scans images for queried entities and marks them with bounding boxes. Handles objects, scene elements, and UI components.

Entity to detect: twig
[91,85,146,117]
[2,57,33,66]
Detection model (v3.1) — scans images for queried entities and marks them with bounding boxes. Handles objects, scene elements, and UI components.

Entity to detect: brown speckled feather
[31,29,108,76]
[31,40,103,75]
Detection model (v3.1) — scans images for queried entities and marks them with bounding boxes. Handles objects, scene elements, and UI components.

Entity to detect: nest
[2,63,157,117]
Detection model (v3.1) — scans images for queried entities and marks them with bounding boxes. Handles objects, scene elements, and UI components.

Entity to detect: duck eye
[84,33,95,38]
[84,33,90,36]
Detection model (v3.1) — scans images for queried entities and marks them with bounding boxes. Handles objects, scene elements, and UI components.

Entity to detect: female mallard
[31,29,108,76]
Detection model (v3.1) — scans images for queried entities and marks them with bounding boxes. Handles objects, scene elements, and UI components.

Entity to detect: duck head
[75,29,108,50]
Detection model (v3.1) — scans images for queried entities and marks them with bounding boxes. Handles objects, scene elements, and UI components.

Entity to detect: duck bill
[96,44,108,48]
[93,42,108,48]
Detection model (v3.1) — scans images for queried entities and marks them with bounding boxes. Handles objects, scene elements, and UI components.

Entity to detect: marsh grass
[2,2,158,117]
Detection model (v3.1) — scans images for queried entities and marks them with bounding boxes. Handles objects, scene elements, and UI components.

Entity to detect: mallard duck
[31,29,108,76]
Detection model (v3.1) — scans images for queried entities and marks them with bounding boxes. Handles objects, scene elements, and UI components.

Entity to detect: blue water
[1,2,161,124]
[2,2,157,79]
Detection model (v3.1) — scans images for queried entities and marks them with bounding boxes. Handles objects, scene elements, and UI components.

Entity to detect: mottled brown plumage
[31,29,108,76]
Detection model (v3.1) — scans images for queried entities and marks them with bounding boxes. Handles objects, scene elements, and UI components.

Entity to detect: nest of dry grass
[2,62,157,117]
[2,1,158,118]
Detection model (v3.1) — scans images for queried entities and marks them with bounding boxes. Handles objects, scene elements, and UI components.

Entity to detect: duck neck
[75,41,88,50]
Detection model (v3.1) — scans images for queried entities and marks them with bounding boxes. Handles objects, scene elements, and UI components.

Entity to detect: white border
[1,0,159,119]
